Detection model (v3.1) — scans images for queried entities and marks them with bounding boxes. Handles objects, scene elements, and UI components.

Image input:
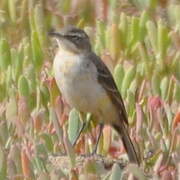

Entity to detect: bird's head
[49,26,91,54]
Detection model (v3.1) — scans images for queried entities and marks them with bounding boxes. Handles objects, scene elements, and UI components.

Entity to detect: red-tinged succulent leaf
[109,146,119,155]
[55,96,64,125]
[69,168,79,180]
[172,110,180,129]
[95,0,108,21]
[160,170,173,180]
[18,96,30,123]
[15,118,25,137]
[31,109,45,132]
[148,96,163,112]
[46,122,55,134]
[22,141,34,158]
[60,112,68,127]
[158,164,169,174]
[74,136,85,154]
[55,96,69,126]
[21,148,31,178]
[109,142,122,158]
[46,77,60,106]
[159,165,176,180]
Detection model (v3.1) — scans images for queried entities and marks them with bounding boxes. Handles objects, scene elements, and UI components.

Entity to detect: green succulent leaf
[0,38,11,70]
[68,109,81,145]
[121,66,136,98]
[113,64,124,93]
[31,31,43,71]
[18,75,29,97]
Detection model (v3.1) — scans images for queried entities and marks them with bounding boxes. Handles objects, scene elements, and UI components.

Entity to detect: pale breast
[53,50,119,124]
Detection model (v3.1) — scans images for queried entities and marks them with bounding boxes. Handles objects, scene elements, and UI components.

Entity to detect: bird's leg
[72,112,86,147]
[72,121,86,146]
[91,123,104,155]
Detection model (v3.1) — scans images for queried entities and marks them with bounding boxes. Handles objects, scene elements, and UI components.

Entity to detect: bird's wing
[87,52,129,125]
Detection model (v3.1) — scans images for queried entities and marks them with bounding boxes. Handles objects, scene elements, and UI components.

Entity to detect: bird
[49,26,140,165]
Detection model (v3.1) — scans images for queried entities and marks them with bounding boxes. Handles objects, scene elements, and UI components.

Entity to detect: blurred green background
[0,0,179,179]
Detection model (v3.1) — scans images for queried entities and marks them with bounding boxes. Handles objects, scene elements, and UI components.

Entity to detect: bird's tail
[113,123,140,165]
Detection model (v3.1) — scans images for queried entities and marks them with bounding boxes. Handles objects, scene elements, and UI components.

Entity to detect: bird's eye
[71,35,80,41]
[65,35,80,42]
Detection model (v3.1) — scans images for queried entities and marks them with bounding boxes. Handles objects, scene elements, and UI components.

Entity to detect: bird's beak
[48,31,67,49]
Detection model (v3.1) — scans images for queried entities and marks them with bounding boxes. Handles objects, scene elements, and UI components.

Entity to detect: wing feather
[86,52,129,125]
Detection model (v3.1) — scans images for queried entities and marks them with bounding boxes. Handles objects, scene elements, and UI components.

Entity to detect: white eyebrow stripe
[68,32,86,38]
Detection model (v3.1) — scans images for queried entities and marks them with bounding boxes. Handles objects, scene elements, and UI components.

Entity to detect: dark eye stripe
[65,35,80,41]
